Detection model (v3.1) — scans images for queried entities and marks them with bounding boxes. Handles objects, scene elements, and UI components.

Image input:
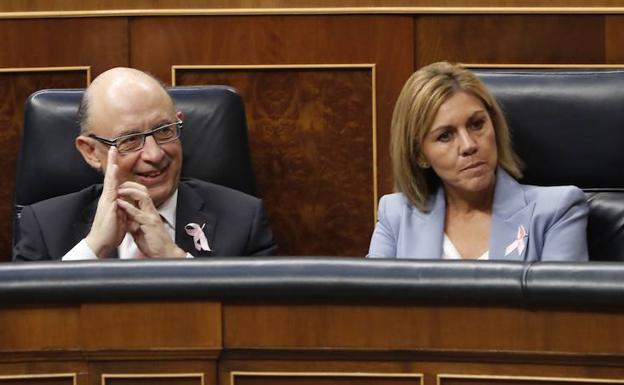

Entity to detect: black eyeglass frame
[88,120,183,154]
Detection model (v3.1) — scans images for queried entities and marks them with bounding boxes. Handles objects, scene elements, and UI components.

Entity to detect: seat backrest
[475,70,624,261]
[13,86,256,245]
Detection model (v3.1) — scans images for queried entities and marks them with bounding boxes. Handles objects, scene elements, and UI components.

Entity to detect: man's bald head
[74,67,184,207]
[78,67,174,135]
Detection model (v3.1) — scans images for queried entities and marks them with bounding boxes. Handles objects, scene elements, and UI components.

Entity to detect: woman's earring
[420,162,429,168]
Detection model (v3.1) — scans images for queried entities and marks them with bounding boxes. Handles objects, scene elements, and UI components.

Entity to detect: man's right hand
[85,147,128,258]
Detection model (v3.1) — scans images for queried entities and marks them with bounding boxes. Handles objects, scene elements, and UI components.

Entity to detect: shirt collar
[157,189,178,229]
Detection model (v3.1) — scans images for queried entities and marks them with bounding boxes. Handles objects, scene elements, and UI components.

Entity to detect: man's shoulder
[26,185,102,213]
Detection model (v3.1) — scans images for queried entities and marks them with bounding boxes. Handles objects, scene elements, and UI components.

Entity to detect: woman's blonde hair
[391,61,523,211]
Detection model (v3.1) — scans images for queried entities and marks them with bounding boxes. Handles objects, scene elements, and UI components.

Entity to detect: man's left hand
[116,181,186,258]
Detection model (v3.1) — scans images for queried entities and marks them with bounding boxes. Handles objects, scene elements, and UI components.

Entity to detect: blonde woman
[368,62,588,261]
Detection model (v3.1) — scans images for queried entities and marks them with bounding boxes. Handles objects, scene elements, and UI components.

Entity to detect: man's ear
[176,110,184,122]
[75,136,102,171]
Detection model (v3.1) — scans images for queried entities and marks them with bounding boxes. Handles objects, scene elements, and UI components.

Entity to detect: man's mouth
[137,170,163,178]
[135,164,169,185]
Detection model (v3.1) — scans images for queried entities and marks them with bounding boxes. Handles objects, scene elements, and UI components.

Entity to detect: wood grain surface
[3,0,624,13]
[176,67,374,256]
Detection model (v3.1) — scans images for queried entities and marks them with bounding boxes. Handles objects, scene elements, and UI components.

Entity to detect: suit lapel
[73,204,95,244]
[490,169,535,260]
[410,187,445,259]
[71,185,119,259]
[175,182,216,257]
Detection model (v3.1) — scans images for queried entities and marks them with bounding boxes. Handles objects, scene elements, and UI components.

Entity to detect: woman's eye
[437,131,452,142]
[470,119,485,130]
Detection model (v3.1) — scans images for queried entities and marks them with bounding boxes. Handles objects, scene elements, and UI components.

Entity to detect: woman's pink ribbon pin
[185,223,211,252]
[505,224,527,256]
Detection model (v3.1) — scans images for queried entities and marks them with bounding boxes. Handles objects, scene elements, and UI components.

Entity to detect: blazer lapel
[409,187,445,259]
[73,206,95,245]
[175,182,216,257]
[490,169,535,260]
[72,185,119,258]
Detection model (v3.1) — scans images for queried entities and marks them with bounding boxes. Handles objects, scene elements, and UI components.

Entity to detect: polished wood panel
[0,70,88,262]
[93,362,213,385]
[218,301,624,385]
[103,379,198,385]
[0,18,128,73]
[0,374,75,385]
[233,376,417,385]
[102,373,203,385]
[0,363,85,383]
[0,304,81,351]
[175,67,374,256]
[231,372,422,385]
[219,359,624,385]
[0,380,71,385]
[2,299,624,385]
[131,15,412,198]
[82,302,221,349]
[439,375,624,385]
[3,0,624,13]
[415,15,605,67]
[222,303,624,354]
[605,15,624,62]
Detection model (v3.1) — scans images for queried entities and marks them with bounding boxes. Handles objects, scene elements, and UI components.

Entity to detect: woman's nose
[458,128,478,156]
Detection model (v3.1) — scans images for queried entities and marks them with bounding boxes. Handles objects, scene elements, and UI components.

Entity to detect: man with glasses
[13,67,276,260]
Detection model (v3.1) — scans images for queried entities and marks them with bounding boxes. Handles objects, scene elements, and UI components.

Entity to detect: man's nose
[458,128,478,156]
[140,135,165,160]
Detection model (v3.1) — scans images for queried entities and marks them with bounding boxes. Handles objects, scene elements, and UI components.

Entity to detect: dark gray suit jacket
[13,178,277,260]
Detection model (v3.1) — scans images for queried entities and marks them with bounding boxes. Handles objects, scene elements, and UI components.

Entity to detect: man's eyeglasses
[89,120,183,154]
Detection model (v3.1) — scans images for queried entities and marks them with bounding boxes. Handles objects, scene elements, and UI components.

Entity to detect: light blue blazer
[368,169,589,261]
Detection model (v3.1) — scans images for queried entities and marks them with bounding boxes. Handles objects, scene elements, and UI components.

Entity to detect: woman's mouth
[460,161,486,172]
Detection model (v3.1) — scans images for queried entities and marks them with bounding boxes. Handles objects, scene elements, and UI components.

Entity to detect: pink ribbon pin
[185,223,211,252]
[505,224,527,256]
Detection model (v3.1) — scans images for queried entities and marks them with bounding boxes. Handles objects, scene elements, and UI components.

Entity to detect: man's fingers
[116,198,143,218]
[102,147,120,198]
[117,186,154,211]
[126,219,141,234]
[118,180,148,191]
[116,206,128,223]
[117,198,161,226]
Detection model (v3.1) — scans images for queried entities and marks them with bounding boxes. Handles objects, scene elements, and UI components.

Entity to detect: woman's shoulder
[378,192,418,214]
[379,192,409,205]
[520,183,588,225]
[522,183,586,206]
[377,192,434,229]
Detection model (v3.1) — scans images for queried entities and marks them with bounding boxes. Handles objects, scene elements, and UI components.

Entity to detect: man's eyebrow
[115,120,172,138]
[115,129,142,137]
[150,120,176,130]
